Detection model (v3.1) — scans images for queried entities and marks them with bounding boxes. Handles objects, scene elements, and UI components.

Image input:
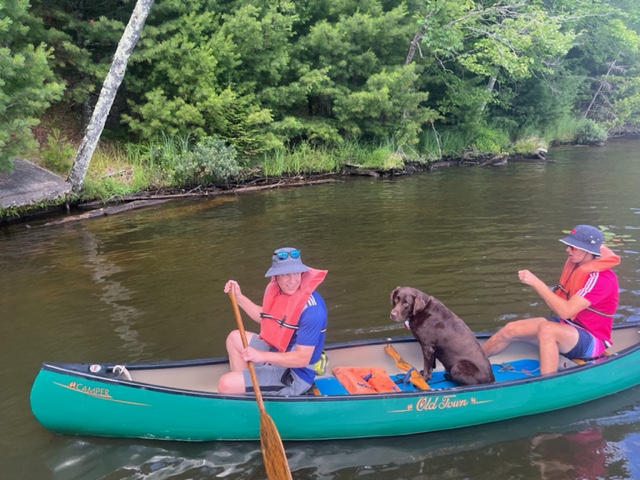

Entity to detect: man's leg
[225,330,256,371]
[537,321,579,374]
[217,370,246,394]
[482,317,547,357]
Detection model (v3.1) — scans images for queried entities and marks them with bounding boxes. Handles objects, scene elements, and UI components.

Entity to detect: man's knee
[536,320,557,342]
[226,329,242,349]
[218,372,244,394]
[497,321,520,340]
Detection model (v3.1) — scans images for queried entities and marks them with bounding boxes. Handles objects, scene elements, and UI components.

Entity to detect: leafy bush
[173,136,241,187]
[574,119,608,145]
[469,126,510,154]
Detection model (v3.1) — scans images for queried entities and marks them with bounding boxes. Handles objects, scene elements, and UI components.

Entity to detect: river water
[2,138,640,479]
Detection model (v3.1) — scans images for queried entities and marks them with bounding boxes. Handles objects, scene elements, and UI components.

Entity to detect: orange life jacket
[554,245,620,301]
[259,268,327,352]
[332,366,401,394]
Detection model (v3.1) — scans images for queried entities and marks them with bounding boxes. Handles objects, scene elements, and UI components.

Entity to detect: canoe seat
[568,351,610,365]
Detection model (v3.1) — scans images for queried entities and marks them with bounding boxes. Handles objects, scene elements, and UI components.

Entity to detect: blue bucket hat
[265,247,310,277]
[559,225,603,256]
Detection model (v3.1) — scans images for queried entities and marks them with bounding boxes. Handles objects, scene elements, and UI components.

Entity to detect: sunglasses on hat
[274,249,300,260]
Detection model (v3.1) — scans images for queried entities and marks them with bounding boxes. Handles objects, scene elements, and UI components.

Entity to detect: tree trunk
[405,26,426,64]
[67,0,155,191]
[583,54,620,119]
[479,72,498,112]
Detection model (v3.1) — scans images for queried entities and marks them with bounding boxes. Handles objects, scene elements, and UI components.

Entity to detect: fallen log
[78,178,341,210]
[45,199,168,225]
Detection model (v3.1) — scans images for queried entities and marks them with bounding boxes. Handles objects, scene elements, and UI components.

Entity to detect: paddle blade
[259,412,292,480]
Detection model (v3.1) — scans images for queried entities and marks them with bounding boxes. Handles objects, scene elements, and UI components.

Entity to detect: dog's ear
[391,286,402,305]
[413,293,427,315]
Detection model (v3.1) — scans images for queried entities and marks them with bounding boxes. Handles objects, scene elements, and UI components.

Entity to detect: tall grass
[23,117,607,209]
[544,115,607,145]
[262,141,343,177]
[81,143,151,202]
[261,139,409,177]
[420,129,472,159]
[511,136,549,154]
[75,134,190,201]
[547,115,585,144]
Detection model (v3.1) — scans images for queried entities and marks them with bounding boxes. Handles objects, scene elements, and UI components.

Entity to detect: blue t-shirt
[289,291,327,384]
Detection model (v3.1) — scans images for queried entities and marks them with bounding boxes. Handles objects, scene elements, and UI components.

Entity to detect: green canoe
[30,321,640,442]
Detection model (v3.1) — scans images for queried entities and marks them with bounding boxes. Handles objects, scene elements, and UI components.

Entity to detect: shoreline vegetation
[0,110,619,225]
[5,1,640,224]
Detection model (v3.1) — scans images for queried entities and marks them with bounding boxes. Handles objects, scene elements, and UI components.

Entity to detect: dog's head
[390,286,428,322]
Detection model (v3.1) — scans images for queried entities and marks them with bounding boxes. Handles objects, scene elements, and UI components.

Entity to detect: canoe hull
[30,323,640,441]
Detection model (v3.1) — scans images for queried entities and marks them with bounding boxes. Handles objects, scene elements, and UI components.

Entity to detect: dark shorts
[546,317,608,359]
[242,336,313,396]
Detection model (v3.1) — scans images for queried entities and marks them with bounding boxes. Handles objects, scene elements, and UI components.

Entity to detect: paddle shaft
[385,343,430,390]
[228,290,292,480]
[229,291,267,412]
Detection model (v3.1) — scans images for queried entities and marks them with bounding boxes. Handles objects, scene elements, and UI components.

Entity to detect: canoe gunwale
[36,321,640,402]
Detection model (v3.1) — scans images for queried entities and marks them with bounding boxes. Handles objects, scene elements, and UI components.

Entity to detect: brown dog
[390,286,495,385]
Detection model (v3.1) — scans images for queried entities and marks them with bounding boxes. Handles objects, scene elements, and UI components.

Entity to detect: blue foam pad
[313,376,349,395]
[393,359,541,390]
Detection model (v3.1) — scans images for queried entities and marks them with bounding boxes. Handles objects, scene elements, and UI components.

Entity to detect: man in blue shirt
[219,247,327,395]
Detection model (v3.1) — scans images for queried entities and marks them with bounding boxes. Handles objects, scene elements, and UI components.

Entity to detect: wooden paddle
[228,290,292,480]
[384,343,430,390]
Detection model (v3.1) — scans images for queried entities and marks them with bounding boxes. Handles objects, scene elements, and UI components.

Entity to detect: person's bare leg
[537,321,579,374]
[218,371,246,394]
[482,318,547,357]
[226,330,255,371]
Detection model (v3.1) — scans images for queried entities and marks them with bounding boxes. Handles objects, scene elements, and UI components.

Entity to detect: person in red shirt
[482,225,620,374]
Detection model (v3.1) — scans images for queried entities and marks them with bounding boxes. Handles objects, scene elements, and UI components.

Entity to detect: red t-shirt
[574,269,619,342]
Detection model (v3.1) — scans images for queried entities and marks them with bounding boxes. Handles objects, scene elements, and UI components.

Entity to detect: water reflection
[42,387,640,479]
[3,139,640,479]
[530,429,609,479]
[79,225,149,360]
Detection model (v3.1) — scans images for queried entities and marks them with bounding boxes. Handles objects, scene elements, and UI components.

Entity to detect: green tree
[68,0,155,191]
[0,0,63,172]
[408,0,574,128]
[28,0,133,124]
[265,1,436,145]
[122,0,288,155]
[22,0,640,164]
[558,0,640,130]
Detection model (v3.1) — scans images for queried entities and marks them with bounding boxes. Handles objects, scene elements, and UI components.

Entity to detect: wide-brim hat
[559,225,603,256]
[265,247,310,277]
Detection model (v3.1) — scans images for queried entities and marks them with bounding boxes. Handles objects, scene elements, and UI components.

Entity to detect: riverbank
[0,148,552,226]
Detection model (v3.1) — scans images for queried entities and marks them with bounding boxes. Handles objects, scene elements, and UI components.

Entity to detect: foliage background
[3,0,640,175]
